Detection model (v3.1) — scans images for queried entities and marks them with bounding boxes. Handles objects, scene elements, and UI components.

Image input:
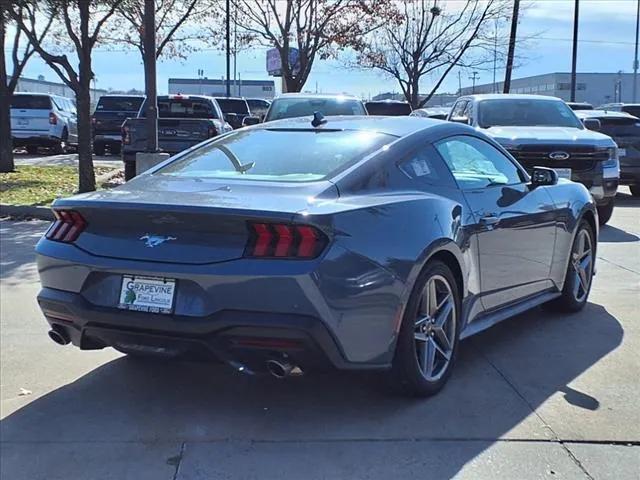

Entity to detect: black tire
[124,161,136,181]
[547,220,595,313]
[52,129,68,154]
[390,260,461,397]
[110,143,121,155]
[93,142,106,156]
[630,185,640,197]
[26,145,39,155]
[596,198,614,225]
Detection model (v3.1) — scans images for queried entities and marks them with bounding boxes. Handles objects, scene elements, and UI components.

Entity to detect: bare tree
[9,0,123,192]
[358,0,510,108]
[107,0,213,61]
[231,0,398,93]
[0,1,54,173]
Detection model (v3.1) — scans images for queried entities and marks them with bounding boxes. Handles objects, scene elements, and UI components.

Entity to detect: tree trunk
[76,74,95,193]
[409,79,420,109]
[0,10,15,173]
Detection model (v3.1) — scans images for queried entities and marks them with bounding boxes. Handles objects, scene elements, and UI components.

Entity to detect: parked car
[92,95,145,156]
[213,97,253,129]
[246,98,271,120]
[598,103,640,118]
[10,93,78,154]
[575,109,640,196]
[448,94,619,224]
[264,94,367,122]
[566,102,594,111]
[37,116,598,397]
[411,107,451,120]
[121,94,232,180]
[365,100,412,116]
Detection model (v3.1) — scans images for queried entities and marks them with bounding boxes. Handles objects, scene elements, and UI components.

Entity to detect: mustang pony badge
[140,234,177,248]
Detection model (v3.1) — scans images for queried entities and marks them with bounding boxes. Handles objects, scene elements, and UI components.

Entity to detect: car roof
[365,100,409,104]
[213,96,247,101]
[98,94,145,98]
[462,93,564,102]
[575,109,638,120]
[273,93,362,101]
[253,115,456,137]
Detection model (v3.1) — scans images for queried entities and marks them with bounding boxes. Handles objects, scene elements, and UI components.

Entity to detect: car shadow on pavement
[615,191,640,208]
[599,224,640,243]
[0,302,623,478]
[0,220,47,286]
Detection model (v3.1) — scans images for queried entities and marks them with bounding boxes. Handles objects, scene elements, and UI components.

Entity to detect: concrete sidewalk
[13,151,121,168]
[1,190,638,479]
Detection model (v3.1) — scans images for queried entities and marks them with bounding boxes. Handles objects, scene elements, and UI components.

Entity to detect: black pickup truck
[92,95,145,156]
[121,95,232,179]
[213,97,252,129]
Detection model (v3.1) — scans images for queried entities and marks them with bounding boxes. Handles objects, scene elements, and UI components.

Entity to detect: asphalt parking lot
[0,189,638,480]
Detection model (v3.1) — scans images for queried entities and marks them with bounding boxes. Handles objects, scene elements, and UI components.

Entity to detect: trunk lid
[53,176,337,264]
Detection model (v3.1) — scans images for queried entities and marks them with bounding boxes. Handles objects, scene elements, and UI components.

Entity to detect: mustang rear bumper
[37,287,386,372]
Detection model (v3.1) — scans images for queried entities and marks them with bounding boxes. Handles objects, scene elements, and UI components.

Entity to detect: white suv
[10,93,78,154]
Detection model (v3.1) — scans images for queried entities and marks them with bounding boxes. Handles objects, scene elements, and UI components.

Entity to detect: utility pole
[225,0,231,97]
[633,0,639,102]
[458,70,462,94]
[143,0,158,153]
[570,0,580,102]
[503,0,519,93]
[469,71,480,93]
[493,19,498,93]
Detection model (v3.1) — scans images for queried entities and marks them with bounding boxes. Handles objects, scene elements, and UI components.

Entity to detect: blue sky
[14,0,639,98]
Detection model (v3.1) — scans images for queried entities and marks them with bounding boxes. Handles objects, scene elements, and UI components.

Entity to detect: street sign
[266,48,300,77]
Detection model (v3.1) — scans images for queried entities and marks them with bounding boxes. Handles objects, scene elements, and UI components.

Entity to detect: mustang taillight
[245,222,327,259]
[45,210,87,243]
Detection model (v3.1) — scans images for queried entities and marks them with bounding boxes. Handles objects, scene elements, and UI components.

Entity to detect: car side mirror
[450,116,470,125]
[582,118,601,131]
[531,166,558,187]
[242,116,260,127]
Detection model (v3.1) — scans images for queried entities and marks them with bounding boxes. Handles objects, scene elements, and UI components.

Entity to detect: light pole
[503,0,520,93]
[633,0,639,102]
[469,71,479,93]
[570,0,580,102]
[225,0,231,97]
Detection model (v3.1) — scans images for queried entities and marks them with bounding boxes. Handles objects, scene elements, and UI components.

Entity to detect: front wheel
[596,198,614,225]
[547,220,595,313]
[391,260,461,397]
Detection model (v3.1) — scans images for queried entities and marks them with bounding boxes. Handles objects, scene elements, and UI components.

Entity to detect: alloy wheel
[571,229,593,303]
[414,274,456,381]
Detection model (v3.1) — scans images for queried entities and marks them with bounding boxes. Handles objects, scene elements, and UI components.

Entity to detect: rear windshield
[96,96,144,112]
[11,95,52,110]
[215,99,249,114]
[247,99,270,110]
[622,106,640,118]
[157,97,219,119]
[365,102,412,116]
[265,98,367,122]
[478,99,582,128]
[157,129,393,182]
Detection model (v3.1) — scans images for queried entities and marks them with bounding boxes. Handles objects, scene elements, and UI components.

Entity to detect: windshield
[157,97,219,119]
[96,96,144,112]
[265,98,367,122]
[365,102,412,116]
[157,129,392,182]
[11,95,52,110]
[478,99,582,128]
[215,99,249,114]
[622,105,640,118]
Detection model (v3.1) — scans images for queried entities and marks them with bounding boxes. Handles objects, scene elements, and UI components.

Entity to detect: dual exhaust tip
[48,327,70,346]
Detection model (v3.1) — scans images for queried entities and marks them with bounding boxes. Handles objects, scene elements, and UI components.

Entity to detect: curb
[0,204,54,221]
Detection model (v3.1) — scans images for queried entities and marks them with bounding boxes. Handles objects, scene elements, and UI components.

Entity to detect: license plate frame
[553,168,572,180]
[118,275,176,314]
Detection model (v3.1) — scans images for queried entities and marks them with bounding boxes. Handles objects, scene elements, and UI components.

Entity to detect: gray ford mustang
[36,116,598,396]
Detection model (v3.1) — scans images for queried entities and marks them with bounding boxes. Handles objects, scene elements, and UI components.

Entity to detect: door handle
[480,215,500,226]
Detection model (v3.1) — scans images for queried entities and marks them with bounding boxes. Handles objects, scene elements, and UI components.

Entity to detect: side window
[435,136,524,190]
[51,97,63,111]
[450,100,467,118]
[398,147,455,188]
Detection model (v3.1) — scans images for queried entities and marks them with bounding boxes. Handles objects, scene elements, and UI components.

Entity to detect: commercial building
[371,92,458,107]
[458,72,636,106]
[168,78,276,99]
[10,75,107,104]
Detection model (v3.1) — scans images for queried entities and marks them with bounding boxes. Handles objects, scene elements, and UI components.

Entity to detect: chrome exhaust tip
[266,359,303,379]
[48,327,70,346]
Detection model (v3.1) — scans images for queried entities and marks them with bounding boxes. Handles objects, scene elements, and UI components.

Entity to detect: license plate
[118,275,176,314]
[554,168,572,180]
[16,119,29,128]
[618,148,626,157]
